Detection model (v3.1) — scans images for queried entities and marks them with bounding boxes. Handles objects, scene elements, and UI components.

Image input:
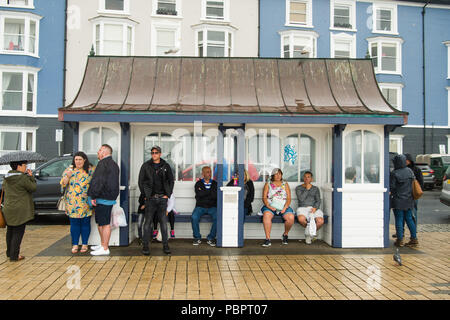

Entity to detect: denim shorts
[94,204,113,226]
[261,205,295,216]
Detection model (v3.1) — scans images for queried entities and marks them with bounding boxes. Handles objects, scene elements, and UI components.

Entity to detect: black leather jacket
[390,154,415,210]
[138,158,174,199]
[87,156,120,200]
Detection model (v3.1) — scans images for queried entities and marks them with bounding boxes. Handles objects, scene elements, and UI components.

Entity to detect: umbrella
[0,151,46,165]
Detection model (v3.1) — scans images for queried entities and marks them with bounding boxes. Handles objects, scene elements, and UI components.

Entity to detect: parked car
[0,154,98,214]
[416,154,450,186]
[439,178,450,207]
[415,163,436,190]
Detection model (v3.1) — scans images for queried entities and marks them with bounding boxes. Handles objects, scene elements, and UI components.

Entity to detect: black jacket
[195,179,217,208]
[87,156,120,200]
[390,154,415,210]
[138,158,174,199]
[226,179,254,213]
[404,153,424,190]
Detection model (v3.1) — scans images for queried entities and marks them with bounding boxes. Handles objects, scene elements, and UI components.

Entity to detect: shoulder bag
[0,189,6,228]
[412,179,423,200]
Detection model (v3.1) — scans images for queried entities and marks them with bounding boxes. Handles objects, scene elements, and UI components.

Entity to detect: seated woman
[261,168,295,247]
[226,169,255,215]
[295,171,324,244]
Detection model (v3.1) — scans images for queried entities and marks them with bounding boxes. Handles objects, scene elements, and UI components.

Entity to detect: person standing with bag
[2,161,36,261]
[88,144,120,256]
[390,154,418,247]
[60,152,95,254]
[138,146,174,255]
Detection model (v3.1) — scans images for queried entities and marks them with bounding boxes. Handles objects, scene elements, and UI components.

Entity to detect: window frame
[194,25,234,58]
[0,125,36,174]
[389,135,403,155]
[152,0,183,18]
[343,126,384,186]
[279,30,318,58]
[379,82,403,111]
[0,12,41,57]
[285,0,313,28]
[372,2,398,35]
[444,41,450,80]
[330,0,356,32]
[0,65,38,116]
[91,17,136,56]
[98,0,130,15]
[367,37,403,75]
[201,0,229,22]
[0,0,34,9]
[330,32,356,58]
[151,21,181,56]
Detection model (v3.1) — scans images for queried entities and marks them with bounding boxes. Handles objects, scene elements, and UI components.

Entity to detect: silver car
[440,177,450,206]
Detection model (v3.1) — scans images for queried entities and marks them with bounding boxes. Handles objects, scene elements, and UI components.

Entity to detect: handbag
[0,189,6,228]
[412,179,423,200]
[57,187,67,211]
[270,198,286,211]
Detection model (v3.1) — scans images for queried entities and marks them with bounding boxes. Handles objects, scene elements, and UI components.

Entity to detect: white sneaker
[305,235,312,245]
[90,245,102,251]
[90,247,110,256]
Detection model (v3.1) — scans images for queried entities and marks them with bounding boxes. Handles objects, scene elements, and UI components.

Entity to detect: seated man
[295,171,324,244]
[191,166,217,247]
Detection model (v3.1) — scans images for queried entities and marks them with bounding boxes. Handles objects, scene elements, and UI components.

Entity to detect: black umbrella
[0,151,46,165]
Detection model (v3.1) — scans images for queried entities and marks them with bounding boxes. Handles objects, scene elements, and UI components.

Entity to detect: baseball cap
[151,146,161,153]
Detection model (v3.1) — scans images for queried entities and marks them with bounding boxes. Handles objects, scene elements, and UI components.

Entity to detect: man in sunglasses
[138,146,174,255]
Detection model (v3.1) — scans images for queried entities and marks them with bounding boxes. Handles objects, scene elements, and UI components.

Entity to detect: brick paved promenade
[0,224,448,300]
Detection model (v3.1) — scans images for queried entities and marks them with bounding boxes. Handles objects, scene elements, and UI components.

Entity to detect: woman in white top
[260,168,295,247]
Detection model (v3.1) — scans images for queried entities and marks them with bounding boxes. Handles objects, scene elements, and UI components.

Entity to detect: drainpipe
[258,0,260,57]
[63,0,68,154]
[422,1,430,154]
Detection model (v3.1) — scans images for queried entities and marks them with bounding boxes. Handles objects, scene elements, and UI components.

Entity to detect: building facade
[0,0,66,173]
[259,0,450,159]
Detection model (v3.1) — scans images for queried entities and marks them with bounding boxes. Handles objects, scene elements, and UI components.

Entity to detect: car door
[33,158,72,209]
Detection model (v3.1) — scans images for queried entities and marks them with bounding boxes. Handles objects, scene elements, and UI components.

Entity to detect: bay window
[280,30,317,58]
[1,13,40,56]
[368,37,403,74]
[196,27,233,57]
[92,19,135,56]
[0,68,37,114]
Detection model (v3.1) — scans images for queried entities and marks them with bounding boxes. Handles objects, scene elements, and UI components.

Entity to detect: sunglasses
[151,151,160,155]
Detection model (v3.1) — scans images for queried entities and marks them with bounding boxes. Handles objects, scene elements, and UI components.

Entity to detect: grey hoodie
[390,154,415,210]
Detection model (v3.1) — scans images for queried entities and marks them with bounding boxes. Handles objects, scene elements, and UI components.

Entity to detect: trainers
[193,239,201,246]
[282,234,288,245]
[262,239,271,247]
[90,245,102,251]
[152,230,158,240]
[170,230,175,239]
[207,239,216,247]
[405,238,418,247]
[90,247,110,256]
[305,235,312,245]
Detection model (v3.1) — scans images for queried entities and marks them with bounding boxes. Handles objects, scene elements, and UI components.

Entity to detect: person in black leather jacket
[390,154,418,247]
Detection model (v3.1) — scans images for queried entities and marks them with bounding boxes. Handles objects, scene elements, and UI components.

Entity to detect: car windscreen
[442,156,450,165]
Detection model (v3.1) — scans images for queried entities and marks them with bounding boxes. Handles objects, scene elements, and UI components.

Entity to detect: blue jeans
[191,207,217,240]
[393,209,417,240]
[70,217,91,245]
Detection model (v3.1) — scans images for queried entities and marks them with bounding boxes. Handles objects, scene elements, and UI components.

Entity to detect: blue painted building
[260,0,450,157]
[0,0,66,173]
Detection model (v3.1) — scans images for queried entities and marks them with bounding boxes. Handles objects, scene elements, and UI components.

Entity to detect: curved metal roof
[61,56,406,116]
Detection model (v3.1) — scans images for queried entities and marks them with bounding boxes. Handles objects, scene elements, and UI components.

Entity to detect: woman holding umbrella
[1,160,37,261]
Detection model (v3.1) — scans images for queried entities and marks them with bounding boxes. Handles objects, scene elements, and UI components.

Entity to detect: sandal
[80,245,88,253]
[71,246,79,254]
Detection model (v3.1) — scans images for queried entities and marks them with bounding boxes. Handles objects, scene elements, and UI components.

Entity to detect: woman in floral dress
[60,152,95,253]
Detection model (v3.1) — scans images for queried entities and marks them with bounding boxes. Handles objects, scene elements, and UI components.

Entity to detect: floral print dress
[60,166,95,218]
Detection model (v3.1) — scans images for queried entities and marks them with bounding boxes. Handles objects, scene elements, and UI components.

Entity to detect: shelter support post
[332,124,345,248]
[120,122,130,246]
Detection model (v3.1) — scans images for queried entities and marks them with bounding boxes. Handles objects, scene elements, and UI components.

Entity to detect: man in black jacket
[88,144,120,256]
[191,166,218,246]
[404,153,423,226]
[138,146,174,255]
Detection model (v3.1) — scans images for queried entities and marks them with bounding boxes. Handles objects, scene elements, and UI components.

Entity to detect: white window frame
[0,0,34,8]
[0,11,41,57]
[152,0,183,19]
[279,30,318,58]
[447,87,450,126]
[367,37,403,75]
[98,0,130,15]
[91,17,136,56]
[330,0,356,32]
[201,0,230,22]
[285,0,313,28]
[0,65,39,116]
[444,41,450,79]
[194,25,235,57]
[379,82,403,111]
[330,32,356,58]
[372,2,398,35]
[151,21,181,56]
[389,135,403,155]
[0,126,37,174]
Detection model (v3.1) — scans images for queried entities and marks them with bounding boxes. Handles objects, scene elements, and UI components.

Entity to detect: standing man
[138,146,174,255]
[191,166,218,246]
[88,144,120,256]
[404,154,424,226]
